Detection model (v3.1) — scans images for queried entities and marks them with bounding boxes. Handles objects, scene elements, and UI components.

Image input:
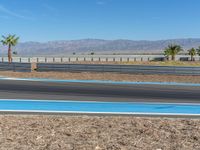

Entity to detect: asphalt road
[0,79,200,103]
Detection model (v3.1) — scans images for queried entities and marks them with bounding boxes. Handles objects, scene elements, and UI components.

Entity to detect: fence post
[53,57,55,62]
[113,58,115,62]
[76,57,78,61]
[141,58,143,62]
[134,58,136,62]
[69,58,71,62]
[91,58,93,62]
[45,58,47,63]
[99,57,101,62]
[28,58,30,63]
[106,58,108,62]
[127,58,129,62]
[120,58,122,62]
[19,58,22,63]
[84,57,86,61]
[2,57,3,62]
[37,58,39,63]
[61,57,63,63]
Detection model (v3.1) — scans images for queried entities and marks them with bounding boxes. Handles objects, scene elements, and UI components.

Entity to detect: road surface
[0,79,199,103]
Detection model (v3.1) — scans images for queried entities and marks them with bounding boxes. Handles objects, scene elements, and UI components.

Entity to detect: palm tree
[196,46,200,56]
[188,48,196,61]
[164,48,171,61]
[164,44,183,61]
[1,34,19,63]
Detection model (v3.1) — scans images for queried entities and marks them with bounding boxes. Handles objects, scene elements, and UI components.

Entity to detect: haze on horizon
[0,0,200,42]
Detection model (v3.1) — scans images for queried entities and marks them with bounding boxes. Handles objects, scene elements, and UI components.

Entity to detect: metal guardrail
[0,62,32,72]
[36,63,200,75]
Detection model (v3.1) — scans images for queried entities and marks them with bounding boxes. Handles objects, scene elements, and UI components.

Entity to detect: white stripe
[0,110,200,116]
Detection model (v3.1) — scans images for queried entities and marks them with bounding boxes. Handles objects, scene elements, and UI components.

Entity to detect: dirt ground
[0,71,200,83]
[53,60,200,67]
[0,115,199,150]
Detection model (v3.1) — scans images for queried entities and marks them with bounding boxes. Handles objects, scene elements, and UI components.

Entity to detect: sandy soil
[0,115,199,150]
[52,61,200,67]
[0,71,200,83]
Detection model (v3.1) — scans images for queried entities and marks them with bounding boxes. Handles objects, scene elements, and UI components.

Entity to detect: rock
[95,145,102,150]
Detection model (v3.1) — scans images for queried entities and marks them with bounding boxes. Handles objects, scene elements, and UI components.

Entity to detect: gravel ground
[0,115,199,150]
[0,71,200,83]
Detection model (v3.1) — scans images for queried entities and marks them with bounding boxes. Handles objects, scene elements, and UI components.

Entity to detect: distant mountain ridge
[1,38,200,56]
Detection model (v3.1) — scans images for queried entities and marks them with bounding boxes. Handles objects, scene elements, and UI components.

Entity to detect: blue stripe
[0,77,200,87]
[0,99,200,115]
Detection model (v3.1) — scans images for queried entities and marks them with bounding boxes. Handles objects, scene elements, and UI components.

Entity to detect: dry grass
[0,115,199,150]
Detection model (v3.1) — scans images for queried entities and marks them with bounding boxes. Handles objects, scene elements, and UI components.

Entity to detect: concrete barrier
[0,62,32,72]
[36,63,200,75]
[2,55,200,63]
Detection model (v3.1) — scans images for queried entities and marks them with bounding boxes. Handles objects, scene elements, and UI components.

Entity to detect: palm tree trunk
[8,44,12,63]
[172,55,175,61]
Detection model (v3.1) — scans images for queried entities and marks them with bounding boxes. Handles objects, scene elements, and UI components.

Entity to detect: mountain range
[1,38,200,56]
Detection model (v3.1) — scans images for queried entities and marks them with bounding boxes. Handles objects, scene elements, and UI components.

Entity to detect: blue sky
[0,0,200,42]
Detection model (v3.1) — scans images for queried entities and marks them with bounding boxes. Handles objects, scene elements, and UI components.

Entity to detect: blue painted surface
[0,99,200,115]
[1,76,200,87]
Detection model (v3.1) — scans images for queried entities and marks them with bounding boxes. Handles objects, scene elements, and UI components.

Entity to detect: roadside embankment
[1,71,200,83]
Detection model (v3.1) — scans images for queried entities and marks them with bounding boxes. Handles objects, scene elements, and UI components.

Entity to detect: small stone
[95,145,102,150]
[65,144,74,150]
[36,135,42,140]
